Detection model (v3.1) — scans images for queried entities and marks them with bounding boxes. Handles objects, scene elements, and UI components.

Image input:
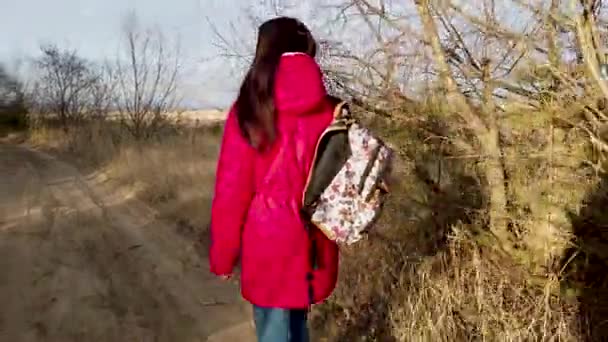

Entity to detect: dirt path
[0,144,255,342]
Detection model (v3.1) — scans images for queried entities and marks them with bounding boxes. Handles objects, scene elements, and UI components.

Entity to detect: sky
[0,0,279,109]
[0,0,534,109]
[0,0,428,109]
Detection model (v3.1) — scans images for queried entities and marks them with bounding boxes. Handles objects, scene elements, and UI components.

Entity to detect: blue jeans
[253,306,309,342]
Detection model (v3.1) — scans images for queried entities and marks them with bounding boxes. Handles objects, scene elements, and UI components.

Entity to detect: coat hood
[274,52,327,116]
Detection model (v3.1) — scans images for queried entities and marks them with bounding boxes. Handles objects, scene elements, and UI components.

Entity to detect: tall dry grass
[29,119,223,242]
[388,231,578,341]
[311,204,582,341]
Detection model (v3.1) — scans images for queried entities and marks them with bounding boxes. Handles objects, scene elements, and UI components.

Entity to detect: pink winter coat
[209,52,339,309]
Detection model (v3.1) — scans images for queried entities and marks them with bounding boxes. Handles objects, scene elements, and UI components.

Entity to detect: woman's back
[209,16,340,342]
[209,52,339,309]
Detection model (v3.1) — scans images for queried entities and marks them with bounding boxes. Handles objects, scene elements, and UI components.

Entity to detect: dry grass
[26,108,602,341]
[387,231,578,341]
[310,192,582,341]
[28,119,224,242]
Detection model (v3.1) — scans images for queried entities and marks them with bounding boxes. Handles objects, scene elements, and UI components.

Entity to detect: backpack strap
[333,101,351,120]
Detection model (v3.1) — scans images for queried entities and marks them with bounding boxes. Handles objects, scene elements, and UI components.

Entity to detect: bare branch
[113,13,181,139]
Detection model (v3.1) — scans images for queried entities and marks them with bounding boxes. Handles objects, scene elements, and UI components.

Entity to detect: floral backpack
[301,100,394,245]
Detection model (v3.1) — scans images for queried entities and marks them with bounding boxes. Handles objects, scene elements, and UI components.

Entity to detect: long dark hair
[235,17,317,150]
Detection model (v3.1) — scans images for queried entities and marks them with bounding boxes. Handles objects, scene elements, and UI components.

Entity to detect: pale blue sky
[0,0,530,109]
[0,0,419,108]
[0,0,283,108]
[0,0,360,108]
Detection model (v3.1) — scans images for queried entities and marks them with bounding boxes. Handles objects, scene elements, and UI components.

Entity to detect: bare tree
[34,45,98,128]
[410,0,516,253]
[114,13,181,139]
[0,64,28,128]
[88,62,117,119]
[208,0,608,257]
[0,65,20,109]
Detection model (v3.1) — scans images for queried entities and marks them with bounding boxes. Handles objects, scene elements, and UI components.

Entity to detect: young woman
[209,17,340,342]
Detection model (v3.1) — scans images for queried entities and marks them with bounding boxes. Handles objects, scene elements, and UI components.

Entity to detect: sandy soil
[0,144,255,342]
